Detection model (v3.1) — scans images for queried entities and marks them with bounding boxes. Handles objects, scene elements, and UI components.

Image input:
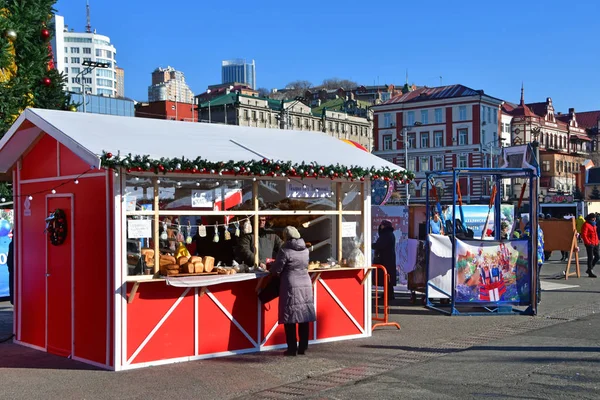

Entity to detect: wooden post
[253,180,259,266]
[336,182,343,262]
[153,177,160,274]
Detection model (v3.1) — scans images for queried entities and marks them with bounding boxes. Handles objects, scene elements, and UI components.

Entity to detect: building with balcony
[372,84,504,203]
[194,88,373,151]
[51,15,118,97]
[148,66,194,104]
[508,88,591,197]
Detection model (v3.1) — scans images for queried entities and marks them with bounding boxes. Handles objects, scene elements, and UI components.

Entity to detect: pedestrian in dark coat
[270,226,316,356]
[237,216,282,268]
[373,220,397,300]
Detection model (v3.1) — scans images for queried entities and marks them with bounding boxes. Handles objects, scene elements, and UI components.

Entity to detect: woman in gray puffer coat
[270,226,316,356]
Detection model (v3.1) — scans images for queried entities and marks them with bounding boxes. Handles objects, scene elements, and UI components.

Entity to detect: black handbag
[258,275,280,303]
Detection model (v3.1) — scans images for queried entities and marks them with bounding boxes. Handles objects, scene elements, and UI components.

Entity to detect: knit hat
[283,226,301,240]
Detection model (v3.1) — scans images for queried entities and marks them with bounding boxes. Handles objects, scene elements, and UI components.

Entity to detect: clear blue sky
[55,0,599,112]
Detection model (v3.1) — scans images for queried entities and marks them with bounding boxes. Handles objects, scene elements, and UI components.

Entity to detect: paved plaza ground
[0,251,598,399]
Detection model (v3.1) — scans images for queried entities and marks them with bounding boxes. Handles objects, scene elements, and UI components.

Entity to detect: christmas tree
[0,0,72,138]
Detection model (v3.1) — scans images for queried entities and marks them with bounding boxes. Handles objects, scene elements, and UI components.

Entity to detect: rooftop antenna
[85,0,92,33]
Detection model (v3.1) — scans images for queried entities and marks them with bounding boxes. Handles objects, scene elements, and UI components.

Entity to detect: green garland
[100,151,415,183]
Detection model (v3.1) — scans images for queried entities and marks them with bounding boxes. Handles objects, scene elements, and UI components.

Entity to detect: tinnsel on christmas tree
[0,0,72,138]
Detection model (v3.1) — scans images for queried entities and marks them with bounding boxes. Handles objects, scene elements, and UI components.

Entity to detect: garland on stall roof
[100,152,415,183]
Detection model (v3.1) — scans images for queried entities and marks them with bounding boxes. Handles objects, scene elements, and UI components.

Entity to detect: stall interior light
[156,179,161,184]
[196,182,200,186]
[1,198,5,202]
[51,189,56,194]
[74,179,79,184]
[28,196,33,200]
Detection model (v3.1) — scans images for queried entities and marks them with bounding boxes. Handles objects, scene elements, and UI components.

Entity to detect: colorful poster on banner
[455,239,530,304]
[446,204,514,239]
[0,210,14,299]
[370,180,394,206]
[371,206,409,285]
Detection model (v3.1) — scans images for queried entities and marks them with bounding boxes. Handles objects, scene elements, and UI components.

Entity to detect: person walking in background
[373,219,397,301]
[581,214,599,278]
[7,228,14,305]
[269,226,316,356]
[430,210,444,235]
[576,214,585,243]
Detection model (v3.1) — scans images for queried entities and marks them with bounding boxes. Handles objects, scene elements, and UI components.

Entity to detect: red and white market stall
[0,109,410,370]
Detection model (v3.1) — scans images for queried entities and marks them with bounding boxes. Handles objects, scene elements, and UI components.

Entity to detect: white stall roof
[0,108,402,174]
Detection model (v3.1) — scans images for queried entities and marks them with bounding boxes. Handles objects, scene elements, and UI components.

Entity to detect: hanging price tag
[198,224,207,237]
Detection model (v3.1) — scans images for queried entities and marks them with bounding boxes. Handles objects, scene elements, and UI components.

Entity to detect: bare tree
[321,78,358,90]
[257,87,270,98]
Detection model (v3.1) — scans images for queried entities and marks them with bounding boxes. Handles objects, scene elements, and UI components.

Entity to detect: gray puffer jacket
[270,238,316,324]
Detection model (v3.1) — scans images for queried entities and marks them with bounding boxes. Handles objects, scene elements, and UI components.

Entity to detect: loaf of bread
[177,256,189,266]
[216,267,228,275]
[203,256,215,273]
[189,256,202,264]
[165,269,179,276]
[141,248,155,267]
[182,262,194,274]
[160,263,180,275]
[194,262,204,273]
[160,255,176,267]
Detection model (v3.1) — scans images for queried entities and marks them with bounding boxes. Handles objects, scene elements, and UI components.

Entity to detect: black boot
[588,270,597,278]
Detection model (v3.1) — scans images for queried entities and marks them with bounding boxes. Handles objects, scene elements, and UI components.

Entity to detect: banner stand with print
[424,166,539,316]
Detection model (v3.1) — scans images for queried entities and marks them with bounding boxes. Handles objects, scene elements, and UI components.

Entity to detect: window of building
[407,133,416,148]
[71,57,80,64]
[335,122,339,132]
[493,109,497,124]
[96,78,112,87]
[487,107,491,123]
[458,105,467,121]
[244,109,249,120]
[383,135,393,150]
[458,128,468,145]
[409,183,416,196]
[458,154,468,168]
[311,120,315,130]
[407,111,415,126]
[434,108,442,123]
[83,57,91,62]
[556,160,560,172]
[71,77,80,84]
[421,110,429,124]
[64,57,68,63]
[420,157,430,171]
[83,47,91,54]
[434,131,443,147]
[383,113,392,127]
[408,158,416,171]
[260,112,264,121]
[64,47,68,53]
[97,88,113,96]
[542,161,550,172]
[421,132,429,148]
[64,67,69,74]
[434,156,443,170]
[252,111,257,121]
[70,47,80,54]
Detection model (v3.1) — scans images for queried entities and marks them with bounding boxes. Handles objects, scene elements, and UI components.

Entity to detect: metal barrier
[371,264,400,331]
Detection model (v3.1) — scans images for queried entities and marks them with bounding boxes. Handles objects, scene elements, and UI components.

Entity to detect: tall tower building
[51,4,119,97]
[115,67,125,98]
[221,59,256,89]
[148,66,194,103]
